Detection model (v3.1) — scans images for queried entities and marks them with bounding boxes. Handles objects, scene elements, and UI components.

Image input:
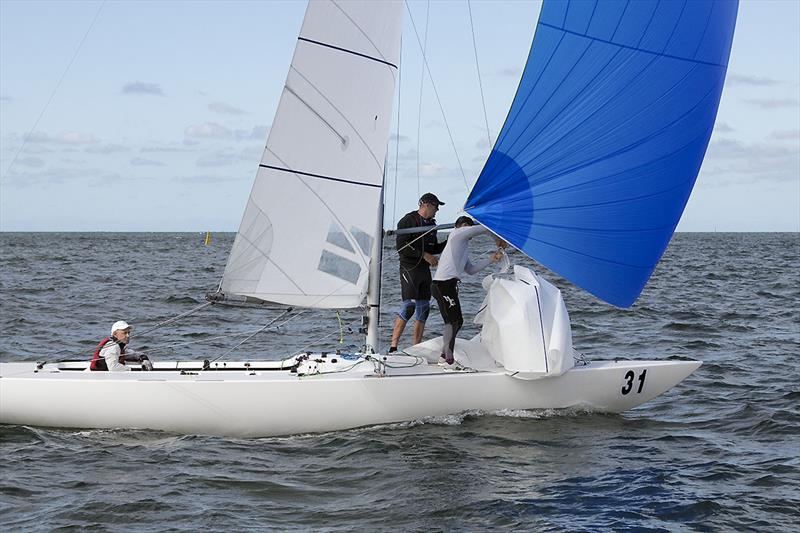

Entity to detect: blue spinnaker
[465,0,738,307]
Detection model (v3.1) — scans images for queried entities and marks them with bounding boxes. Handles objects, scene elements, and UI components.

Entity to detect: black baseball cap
[419,192,445,206]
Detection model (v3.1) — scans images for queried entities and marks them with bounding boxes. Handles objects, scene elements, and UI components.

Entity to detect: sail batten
[258,164,382,189]
[297,37,399,69]
[221,0,403,309]
[466,0,737,308]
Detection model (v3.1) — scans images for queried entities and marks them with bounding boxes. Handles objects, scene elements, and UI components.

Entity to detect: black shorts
[400,266,432,301]
[431,278,462,326]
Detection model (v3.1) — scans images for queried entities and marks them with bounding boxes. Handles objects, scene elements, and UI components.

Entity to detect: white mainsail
[221,0,403,309]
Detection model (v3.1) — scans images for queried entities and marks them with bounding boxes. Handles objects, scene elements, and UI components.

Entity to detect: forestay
[465,0,738,308]
[221,0,403,308]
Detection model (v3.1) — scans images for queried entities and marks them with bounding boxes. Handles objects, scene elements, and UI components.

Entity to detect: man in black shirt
[389,192,447,352]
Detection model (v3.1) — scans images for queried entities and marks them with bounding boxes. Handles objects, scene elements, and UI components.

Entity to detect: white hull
[0,357,700,437]
[1,267,701,437]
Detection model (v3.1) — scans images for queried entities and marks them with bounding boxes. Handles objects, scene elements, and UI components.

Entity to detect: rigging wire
[2,0,107,180]
[335,310,344,344]
[205,307,294,365]
[404,1,469,191]
[467,0,493,150]
[415,0,430,200]
[136,301,214,337]
[139,324,286,356]
[391,34,403,229]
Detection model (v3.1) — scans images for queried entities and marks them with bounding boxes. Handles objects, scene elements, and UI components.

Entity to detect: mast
[365,180,385,354]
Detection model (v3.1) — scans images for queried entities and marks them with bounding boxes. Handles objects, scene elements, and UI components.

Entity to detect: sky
[0,0,798,232]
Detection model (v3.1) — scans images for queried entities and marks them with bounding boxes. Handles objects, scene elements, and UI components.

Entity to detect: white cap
[111,320,132,334]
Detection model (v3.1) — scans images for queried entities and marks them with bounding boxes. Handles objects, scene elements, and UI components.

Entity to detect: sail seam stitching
[229,199,309,295]
[526,236,661,270]
[483,45,720,193]
[298,37,398,69]
[531,124,713,200]
[288,66,384,173]
[538,21,728,68]
[329,0,395,72]
[266,148,371,273]
[514,75,719,189]
[532,174,693,215]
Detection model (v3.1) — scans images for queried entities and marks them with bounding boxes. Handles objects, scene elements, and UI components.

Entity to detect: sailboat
[0,0,738,437]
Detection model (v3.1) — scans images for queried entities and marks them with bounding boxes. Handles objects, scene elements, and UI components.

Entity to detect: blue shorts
[397,299,430,322]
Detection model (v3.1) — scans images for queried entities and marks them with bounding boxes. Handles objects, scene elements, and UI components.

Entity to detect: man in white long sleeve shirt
[431,216,506,367]
[90,320,151,371]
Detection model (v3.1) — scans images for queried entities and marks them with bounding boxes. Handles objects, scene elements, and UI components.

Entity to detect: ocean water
[0,232,798,531]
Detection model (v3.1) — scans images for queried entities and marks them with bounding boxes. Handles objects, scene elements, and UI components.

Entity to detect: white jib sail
[221,0,403,309]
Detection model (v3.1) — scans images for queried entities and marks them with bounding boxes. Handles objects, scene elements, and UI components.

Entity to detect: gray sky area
[1,0,798,232]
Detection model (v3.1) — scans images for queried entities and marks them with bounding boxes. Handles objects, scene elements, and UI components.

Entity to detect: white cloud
[726,73,782,87]
[196,154,235,167]
[233,125,268,142]
[419,161,445,177]
[702,137,799,184]
[496,67,520,78]
[398,148,418,161]
[4,144,55,155]
[16,156,45,168]
[140,144,199,153]
[122,81,164,96]
[196,146,261,167]
[86,143,128,154]
[743,98,799,109]
[27,131,99,145]
[59,157,87,165]
[240,145,263,161]
[713,122,734,133]
[182,123,267,142]
[184,122,232,139]
[172,173,247,184]
[474,136,492,150]
[131,156,165,166]
[770,129,800,141]
[709,138,796,160]
[3,166,91,187]
[208,102,247,115]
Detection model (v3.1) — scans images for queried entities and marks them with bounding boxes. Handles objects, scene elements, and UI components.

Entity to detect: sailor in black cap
[390,193,447,352]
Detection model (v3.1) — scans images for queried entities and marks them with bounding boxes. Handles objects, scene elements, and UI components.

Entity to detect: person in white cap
[89,320,152,371]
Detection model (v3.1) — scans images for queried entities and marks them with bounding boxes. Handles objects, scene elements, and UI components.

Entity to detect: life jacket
[89,337,126,371]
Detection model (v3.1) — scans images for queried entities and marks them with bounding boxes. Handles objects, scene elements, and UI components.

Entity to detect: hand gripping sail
[466,0,738,308]
[221,1,403,309]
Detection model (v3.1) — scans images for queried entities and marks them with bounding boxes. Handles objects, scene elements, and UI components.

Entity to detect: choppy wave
[1,232,798,531]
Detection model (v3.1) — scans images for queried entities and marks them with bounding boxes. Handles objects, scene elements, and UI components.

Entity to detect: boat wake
[399,406,603,429]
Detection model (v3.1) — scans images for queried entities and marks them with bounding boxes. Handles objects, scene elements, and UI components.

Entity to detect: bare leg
[412,320,425,345]
[441,324,456,364]
[390,317,407,349]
